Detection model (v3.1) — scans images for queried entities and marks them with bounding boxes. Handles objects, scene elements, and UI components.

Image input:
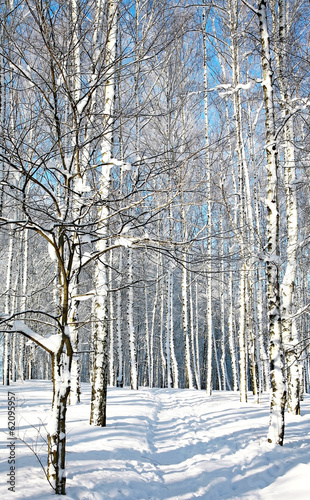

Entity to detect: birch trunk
[181,203,195,389]
[109,249,115,386]
[11,239,20,383]
[68,259,81,405]
[182,260,195,389]
[90,0,118,424]
[255,176,270,391]
[91,254,109,424]
[190,276,200,389]
[159,268,167,388]
[127,247,138,390]
[194,279,201,390]
[203,2,213,397]
[166,267,179,388]
[258,0,286,445]
[230,0,249,403]
[166,270,172,388]
[144,279,152,387]
[3,226,14,385]
[68,0,83,406]
[275,0,300,415]
[219,217,227,390]
[150,269,160,389]
[116,249,124,387]
[228,269,239,390]
[47,333,73,495]
[17,228,28,381]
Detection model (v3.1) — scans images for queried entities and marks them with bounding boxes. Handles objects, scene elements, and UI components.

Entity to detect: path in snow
[1,382,310,499]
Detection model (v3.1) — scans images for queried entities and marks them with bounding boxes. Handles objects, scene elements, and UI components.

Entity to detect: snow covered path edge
[1,382,310,499]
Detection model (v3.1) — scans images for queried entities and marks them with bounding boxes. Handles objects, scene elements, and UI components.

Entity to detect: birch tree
[90,0,119,425]
[203,1,213,397]
[257,0,286,445]
[272,0,301,415]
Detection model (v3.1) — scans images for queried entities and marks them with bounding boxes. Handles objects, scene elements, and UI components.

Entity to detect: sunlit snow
[1,381,310,499]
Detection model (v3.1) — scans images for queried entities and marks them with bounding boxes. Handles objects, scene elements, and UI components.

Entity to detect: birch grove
[1,0,310,494]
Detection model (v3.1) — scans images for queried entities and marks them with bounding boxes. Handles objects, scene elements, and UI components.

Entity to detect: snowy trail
[143,390,265,499]
[1,382,310,499]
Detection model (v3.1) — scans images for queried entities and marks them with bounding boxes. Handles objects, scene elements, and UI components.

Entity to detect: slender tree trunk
[190,276,200,389]
[275,0,301,415]
[48,338,72,495]
[17,228,28,381]
[90,0,118,425]
[167,266,178,388]
[258,0,286,445]
[90,256,109,425]
[68,261,81,405]
[67,0,83,406]
[228,269,238,391]
[3,226,14,385]
[160,269,167,388]
[203,2,213,397]
[150,266,160,389]
[109,249,115,386]
[181,202,195,389]
[116,249,124,387]
[219,217,227,391]
[194,279,201,390]
[127,247,138,390]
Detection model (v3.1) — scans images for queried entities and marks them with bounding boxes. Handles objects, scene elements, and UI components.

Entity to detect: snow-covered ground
[1,381,310,499]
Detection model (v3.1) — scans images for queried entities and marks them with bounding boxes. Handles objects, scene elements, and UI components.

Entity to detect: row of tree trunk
[0,0,310,495]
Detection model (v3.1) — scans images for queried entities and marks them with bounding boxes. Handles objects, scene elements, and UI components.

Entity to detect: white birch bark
[247,279,259,402]
[190,276,200,389]
[159,271,167,388]
[219,216,227,391]
[68,259,81,405]
[144,277,152,387]
[216,41,239,393]
[3,226,14,385]
[258,0,286,445]
[203,2,213,397]
[116,249,124,387]
[245,84,263,399]
[254,173,270,391]
[90,0,118,425]
[228,269,239,390]
[181,203,195,389]
[213,329,222,390]
[150,272,159,389]
[48,341,72,495]
[230,0,249,403]
[275,0,301,415]
[109,249,115,386]
[194,279,201,390]
[17,228,28,381]
[182,260,195,389]
[127,247,138,390]
[166,266,179,388]
[166,270,172,389]
[11,247,21,382]
[67,0,83,406]
[170,268,179,388]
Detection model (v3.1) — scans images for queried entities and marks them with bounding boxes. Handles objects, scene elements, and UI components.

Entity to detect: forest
[0,0,310,495]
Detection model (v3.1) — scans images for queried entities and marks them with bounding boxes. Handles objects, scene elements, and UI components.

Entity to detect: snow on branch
[218,81,254,97]
[11,320,62,355]
[105,158,132,171]
[72,291,95,301]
